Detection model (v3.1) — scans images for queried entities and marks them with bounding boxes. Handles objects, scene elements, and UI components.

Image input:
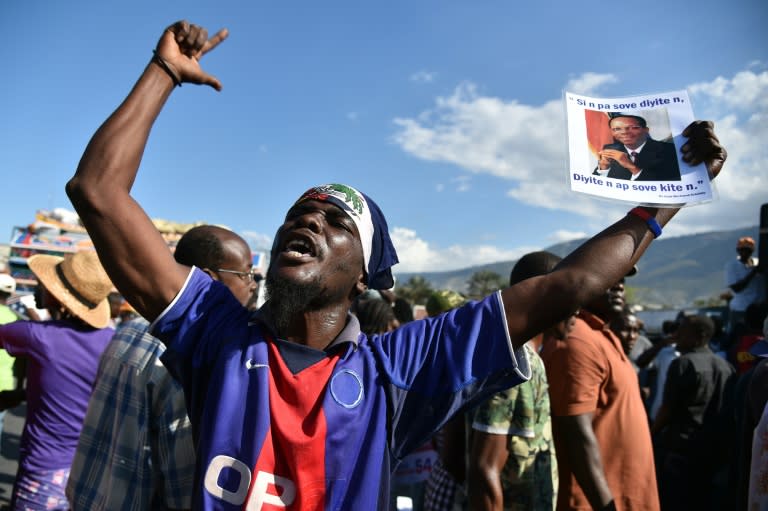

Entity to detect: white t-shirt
[649,344,680,421]
[724,256,765,312]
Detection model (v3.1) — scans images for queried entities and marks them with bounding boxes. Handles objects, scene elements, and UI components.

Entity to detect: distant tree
[397,276,434,305]
[624,286,636,305]
[693,295,728,307]
[467,270,505,299]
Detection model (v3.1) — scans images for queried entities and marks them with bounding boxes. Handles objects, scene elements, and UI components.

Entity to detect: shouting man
[66,20,726,510]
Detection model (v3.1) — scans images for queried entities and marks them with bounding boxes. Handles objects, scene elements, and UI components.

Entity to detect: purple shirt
[0,320,114,471]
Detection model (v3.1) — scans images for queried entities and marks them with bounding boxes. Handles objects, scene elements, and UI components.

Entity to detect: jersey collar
[250,304,362,351]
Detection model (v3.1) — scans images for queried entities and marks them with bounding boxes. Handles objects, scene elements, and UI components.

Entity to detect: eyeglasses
[215,268,263,283]
[611,126,644,133]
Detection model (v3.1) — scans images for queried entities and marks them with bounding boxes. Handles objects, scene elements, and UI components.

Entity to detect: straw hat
[27,251,113,329]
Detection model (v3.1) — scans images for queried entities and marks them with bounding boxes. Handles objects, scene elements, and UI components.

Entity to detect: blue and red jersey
[153,268,528,510]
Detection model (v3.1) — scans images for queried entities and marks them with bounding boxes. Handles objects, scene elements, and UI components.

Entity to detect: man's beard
[265,270,326,334]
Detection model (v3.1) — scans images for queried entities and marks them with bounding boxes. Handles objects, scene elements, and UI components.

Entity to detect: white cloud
[689,70,768,112]
[410,70,436,83]
[676,70,768,236]
[392,78,613,219]
[548,230,588,243]
[393,82,564,182]
[451,175,471,192]
[564,72,619,95]
[392,69,768,240]
[390,226,537,272]
[242,230,273,252]
[433,176,470,193]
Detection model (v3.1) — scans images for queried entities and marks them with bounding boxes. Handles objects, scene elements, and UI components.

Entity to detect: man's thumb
[202,73,223,92]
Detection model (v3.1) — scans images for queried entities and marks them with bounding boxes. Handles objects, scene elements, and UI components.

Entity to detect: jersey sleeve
[151,268,248,359]
[150,267,250,421]
[373,291,530,453]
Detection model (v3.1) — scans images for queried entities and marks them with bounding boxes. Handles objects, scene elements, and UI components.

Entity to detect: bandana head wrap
[294,184,399,290]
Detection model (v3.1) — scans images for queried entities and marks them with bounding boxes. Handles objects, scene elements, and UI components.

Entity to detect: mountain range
[1,224,762,309]
[393,225,762,308]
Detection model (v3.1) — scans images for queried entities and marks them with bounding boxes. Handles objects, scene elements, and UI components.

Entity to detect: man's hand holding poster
[565,90,714,206]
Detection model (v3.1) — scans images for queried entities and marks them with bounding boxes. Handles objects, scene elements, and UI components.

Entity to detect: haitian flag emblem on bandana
[294,184,399,290]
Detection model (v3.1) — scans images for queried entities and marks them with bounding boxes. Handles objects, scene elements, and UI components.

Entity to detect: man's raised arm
[66,21,228,320]
[502,121,726,346]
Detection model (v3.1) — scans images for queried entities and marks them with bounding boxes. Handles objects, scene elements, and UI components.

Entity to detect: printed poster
[565,90,714,206]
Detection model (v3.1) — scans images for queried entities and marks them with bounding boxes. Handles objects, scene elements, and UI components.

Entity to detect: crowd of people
[0,232,764,511]
[359,243,765,511]
[0,17,762,511]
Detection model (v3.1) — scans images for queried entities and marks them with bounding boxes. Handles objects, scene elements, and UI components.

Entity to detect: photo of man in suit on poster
[591,112,681,181]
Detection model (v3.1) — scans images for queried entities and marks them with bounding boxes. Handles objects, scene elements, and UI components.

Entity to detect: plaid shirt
[66,318,194,511]
[424,459,461,511]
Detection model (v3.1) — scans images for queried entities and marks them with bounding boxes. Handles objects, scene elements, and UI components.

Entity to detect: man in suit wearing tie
[594,114,682,181]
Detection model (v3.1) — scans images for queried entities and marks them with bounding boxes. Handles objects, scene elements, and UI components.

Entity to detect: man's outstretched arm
[501,121,726,347]
[66,21,228,321]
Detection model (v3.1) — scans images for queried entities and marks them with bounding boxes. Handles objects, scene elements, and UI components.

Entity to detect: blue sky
[2,1,766,276]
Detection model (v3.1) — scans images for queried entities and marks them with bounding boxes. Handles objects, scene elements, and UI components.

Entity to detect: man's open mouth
[282,237,316,257]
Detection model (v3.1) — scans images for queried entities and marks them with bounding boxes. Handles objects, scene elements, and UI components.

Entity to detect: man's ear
[355,272,367,296]
[202,268,220,281]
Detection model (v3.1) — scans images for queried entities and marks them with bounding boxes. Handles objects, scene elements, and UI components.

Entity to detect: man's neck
[589,308,619,324]
[273,304,351,350]
[527,332,544,352]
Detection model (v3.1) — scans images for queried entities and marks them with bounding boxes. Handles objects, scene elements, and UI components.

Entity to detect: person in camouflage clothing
[469,252,564,510]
